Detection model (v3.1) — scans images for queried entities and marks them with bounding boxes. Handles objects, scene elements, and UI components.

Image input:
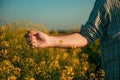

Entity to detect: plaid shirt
[80,0,120,79]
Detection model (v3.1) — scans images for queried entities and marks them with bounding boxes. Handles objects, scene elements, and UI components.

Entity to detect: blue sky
[0,0,95,30]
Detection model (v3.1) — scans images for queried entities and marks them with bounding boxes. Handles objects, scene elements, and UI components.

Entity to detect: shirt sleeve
[80,0,109,43]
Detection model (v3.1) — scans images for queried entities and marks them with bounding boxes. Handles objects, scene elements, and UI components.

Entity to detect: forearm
[49,33,88,48]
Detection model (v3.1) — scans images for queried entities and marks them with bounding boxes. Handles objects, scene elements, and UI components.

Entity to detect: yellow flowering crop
[0,20,104,80]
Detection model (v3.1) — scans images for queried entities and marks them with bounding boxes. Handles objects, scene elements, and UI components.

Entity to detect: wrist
[49,36,62,47]
[48,36,56,47]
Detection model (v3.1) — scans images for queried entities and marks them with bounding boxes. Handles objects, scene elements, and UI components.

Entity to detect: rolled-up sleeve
[80,0,108,43]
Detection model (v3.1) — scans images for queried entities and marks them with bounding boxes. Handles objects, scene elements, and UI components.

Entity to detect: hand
[25,30,51,48]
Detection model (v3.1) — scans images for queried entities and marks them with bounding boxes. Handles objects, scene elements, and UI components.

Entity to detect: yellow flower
[1,41,9,47]
[0,68,2,72]
[7,75,16,80]
[36,67,41,74]
[72,58,79,66]
[16,45,22,50]
[1,49,8,57]
[13,55,20,62]
[60,76,66,80]
[30,78,35,80]
[50,60,60,69]
[14,67,21,76]
[0,33,6,39]
[81,53,89,58]
[40,61,46,65]
[25,77,35,80]
[1,49,7,54]
[4,60,11,65]
[56,54,60,60]
[65,66,73,74]
[62,53,68,60]
[79,71,85,76]
[0,26,5,31]
[68,77,73,80]
[25,77,29,80]
[83,66,88,71]
[90,73,96,80]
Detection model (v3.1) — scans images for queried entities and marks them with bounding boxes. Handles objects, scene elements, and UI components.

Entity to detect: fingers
[27,30,37,37]
[26,36,36,46]
[25,30,47,48]
[25,30,37,47]
[25,30,37,41]
[24,31,32,38]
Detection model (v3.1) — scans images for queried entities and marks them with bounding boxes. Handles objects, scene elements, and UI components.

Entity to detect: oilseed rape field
[0,19,105,80]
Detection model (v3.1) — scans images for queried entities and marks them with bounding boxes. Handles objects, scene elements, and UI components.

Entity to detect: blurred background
[0,0,95,30]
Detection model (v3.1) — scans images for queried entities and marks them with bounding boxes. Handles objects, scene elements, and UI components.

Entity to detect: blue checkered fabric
[80,0,120,79]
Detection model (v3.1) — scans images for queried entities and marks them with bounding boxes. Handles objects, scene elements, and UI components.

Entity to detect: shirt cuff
[80,25,98,43]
